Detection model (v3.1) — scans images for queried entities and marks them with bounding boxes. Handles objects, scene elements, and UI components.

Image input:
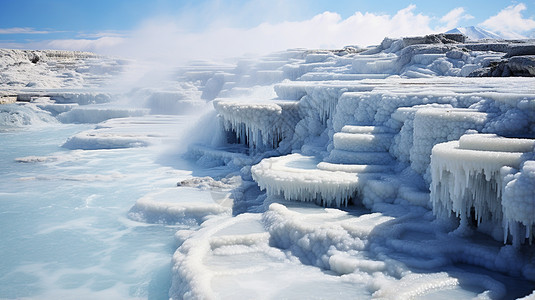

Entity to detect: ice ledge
[251,153,379,207]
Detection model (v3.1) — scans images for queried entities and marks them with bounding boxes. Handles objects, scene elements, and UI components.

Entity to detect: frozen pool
[0,123,195,300]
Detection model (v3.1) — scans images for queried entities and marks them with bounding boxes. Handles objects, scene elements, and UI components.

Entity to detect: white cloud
[13,5,441,63]
[0,27,52,34]
[44,36,125,53]
[76,31,127,39]
[480,3,535,38]
[436,7,474,32]
[96,4,436,62]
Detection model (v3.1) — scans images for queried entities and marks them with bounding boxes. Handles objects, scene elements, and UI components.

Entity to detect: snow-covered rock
[446,26,503,40]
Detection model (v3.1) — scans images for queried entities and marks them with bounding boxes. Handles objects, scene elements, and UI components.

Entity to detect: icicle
[430,134,534,244]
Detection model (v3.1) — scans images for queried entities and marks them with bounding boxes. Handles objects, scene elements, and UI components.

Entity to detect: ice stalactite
[214,100,299,152]
[430,134,535,244]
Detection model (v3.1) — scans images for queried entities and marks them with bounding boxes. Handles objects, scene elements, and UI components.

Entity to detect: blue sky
[1,0,534,57]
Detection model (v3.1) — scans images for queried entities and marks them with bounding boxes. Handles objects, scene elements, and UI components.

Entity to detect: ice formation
[214,99,299,151]
[503,161,535,244]
[251,153,365,207]
[178,34,535,298]
[128,187,232,225]
[2,32,535,299]
[197,35,535,247]
[431,134,535,244]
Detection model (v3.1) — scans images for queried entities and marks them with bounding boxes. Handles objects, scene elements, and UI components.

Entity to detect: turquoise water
[0,125,189,299]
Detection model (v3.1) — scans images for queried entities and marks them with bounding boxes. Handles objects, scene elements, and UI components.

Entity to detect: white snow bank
[316,162,392,173]
[178,194,534,298]
[46,92,113,105]
[333,132,394,152]
[32,97,78,115]
[326,149,394,165]
[143,89,204,115]
[260,200,520,298]
[62,131,151,150]
[170,214,271,299]
[298,72,390,81]
[273,80,373,102]
[352,53,398,74]
[459,133,535,152]
[0,49,124,89]
[187,144,253,168]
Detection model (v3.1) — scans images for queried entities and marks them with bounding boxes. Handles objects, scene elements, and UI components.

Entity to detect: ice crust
[0,103,58,129]
[62,115,197,150]
[170,198,533,299]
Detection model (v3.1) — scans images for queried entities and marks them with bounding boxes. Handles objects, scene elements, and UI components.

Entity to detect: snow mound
[0,49,125,90]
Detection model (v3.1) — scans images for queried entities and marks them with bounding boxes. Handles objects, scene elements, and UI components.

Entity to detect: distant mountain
[446,26,503,40]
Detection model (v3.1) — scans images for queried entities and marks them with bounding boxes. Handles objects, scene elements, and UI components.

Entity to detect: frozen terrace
[190,34,535,247]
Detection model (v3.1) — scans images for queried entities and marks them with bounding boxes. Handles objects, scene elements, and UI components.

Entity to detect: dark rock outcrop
[470,55,535,77]
[504,45,535,58]
[401,33,466,48]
